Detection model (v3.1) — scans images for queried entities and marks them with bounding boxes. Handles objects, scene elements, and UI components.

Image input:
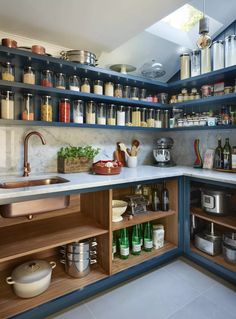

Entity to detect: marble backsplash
[0,126,235,176]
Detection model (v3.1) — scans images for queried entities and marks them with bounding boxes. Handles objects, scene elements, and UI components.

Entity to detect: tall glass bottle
[223,138,232,170]
[161,182,169,211]
[214,139,223,169]
[119,228,129,259]
[143,222,153,252]
[112,231,117,260]
[132,225,141,255]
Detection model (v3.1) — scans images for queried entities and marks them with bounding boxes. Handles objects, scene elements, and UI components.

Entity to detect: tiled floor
[48,258,236,319]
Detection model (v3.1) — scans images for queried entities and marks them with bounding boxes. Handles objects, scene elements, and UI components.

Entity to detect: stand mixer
[153,137,175,167]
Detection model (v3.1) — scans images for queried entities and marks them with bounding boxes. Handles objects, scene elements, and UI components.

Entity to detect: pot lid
[11,260,53,284]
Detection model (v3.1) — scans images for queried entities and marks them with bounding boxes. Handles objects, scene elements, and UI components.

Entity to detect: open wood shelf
[191,207,236,231]
[112,241,176,274]
[112,210,176,231]
[0,213,108,263]
[0,257,107,319]
[190,244,236,273]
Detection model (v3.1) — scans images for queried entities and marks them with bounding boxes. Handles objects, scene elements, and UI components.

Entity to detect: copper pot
[32,45,46,55]
[2,38,17,48]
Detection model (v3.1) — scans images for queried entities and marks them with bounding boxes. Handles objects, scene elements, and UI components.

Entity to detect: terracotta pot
[32,45,46,55]
[2,38,17,48]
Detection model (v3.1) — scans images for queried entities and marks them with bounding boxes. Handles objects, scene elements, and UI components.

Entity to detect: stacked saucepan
[222,232,236,264]
[60,239,97,278]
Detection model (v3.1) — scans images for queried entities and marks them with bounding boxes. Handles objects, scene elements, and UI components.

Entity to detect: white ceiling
[0,0,235,82]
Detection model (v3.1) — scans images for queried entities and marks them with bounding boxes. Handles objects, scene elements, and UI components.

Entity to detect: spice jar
[86,101,96,124]
[123,86,131,99]
[1,91,14,119]
[177,93,183,103]
[81,78,91,93]
[41,96,52,122]
[73,100,84,123]
[117,105,125,126]
[201,85,212,98]
[154,109,162,128]
[140,88,147,101]
[23,66,35,85]
[114,84,123,98]
[180,53,190,80]
[107,104,116,125]
[131,87,139,100]
[41,70,53,87]
[170,95,177,103]
[97,103,106,125]
[55,73,66,89]
[147,94,153,102]
[141,108,147,127]
[153,95,158,103]
[69,75,80,91]
[125,106,132,126]
[146,109,155,127]
[224,86,232,94]
[104,82,114,96]
[132,107,141,126]
[2,62,14,81]
[59,98,71,123]
[22,93,34,121]
[93,80,103,95]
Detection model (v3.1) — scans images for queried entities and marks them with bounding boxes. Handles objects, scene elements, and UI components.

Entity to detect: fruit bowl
[112,200,128,222]
[92,160,122,175]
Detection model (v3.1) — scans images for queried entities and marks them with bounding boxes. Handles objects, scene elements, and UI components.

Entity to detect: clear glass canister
[1,91,14,119]
[59,98,71,123]
[41,96,52,122]
[123,86,131,99]
[146,108,155,127]
[212,40,224,71]
[97,103,106,125]
[163,109,169,128]
[154,109,162,128]
[107,104,116,125]
[23,66,35,85]
[117,105,125,126]
[69,75,80,91]
[141,108,147,127]
[86,101,96,124]
[73,100,84,123]
[180,53,190,80]
[132,106,141,126]
[140,88,147,101]
[81,78,91,93]
[125,106,132,126]
[22,93,34,121]
[55,73,66,89]
[104,82,114,96]
[225,35,236,67]
[2,62,14,81]
[41,70,53,87]
[131,87,139,100]
[94,80,103,95]
[201,48,211,74]
[114,84,123,98]
[190,50,201,77]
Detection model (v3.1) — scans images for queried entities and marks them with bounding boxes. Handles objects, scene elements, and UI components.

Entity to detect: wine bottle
[223,138,232,170]
[132,225,141,255]
[143,222,153,252]
[119,228,129,259]
[152,189,161,211]
[214,139,223,169]
[161,182,169,211]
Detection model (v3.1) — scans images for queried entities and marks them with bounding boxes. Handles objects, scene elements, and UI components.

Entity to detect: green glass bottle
[143,222,153,252]
[119,228,129,259]
[214,139,223,169]
[223,138,232,170]
[112,231,117,260]
[139,223,143,247]
[132,224,141,255]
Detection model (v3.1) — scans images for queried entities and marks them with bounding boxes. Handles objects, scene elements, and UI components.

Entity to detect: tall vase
[193,139,203,168]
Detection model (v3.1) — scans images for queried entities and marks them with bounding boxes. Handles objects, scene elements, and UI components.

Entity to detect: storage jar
[123,86,131,99]
[201,48,211,74]
[163,109,169,128]
[212,40,224,71]
[73,100,84,123]
[131,87,139,100]
[125,106,132,126]
[140,88,147,101]
[107,104,116,125]
[132,107,141,126]
[141,108,147,127]
[1,91,14,119]
[22,93,34,121]
[23,66,35,85]
[191,50,201,77]
[114,84,123,98]
[146,108,155,127]
[86,101,96,124]
[55,73,66,89]
[117,105,125,126]
[81,78,91,93]
[154,109,162,128]
[104,82,114,96]
[97,103,106,125]
[2,62,14,81]
[69,75,80,91]
[41,96,52,122]
[41,70,53,87]
[59,98,71,123]
[93,80,103,95]
[180,53,190,80]
[225,35,236,67]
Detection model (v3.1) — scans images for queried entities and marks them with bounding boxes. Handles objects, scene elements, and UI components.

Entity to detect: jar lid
[42,95,52,99]
[10,260,55,284]
[105,81,114,85]
[2,61,13,66]
[73,99,83,103]
[57,72,65,76]
[61,98,70,102]
[94,79,103,84]
[24,93,33,97]
[2,90,14,95]
[225,35,236,41]
[153,224,164,230]
[44,69,53,73]
[212,40,224,44]
[180,53,190,57]
[191,50,200,55]
[24,66,34,71]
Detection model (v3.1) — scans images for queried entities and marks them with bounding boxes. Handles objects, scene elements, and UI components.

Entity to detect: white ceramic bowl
[112,200,128,222]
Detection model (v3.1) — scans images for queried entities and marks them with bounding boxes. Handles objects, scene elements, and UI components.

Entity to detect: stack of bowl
[60,239,97,278]
[222,232,236,264]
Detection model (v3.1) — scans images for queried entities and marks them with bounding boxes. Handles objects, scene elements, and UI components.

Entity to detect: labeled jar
[201,48,211,74]
[59,98,71,123]
[191,50,201,77]
[55,73,66,89]
[154,109,162,128]
[131,87,139,100]
[97,103,106,125]
[225,35,236,67]
[23,66,35,85]
[1,91,14,119]
[114,84,123,98]
[132,107,141,126]
[123,85,131,99]
[146,108,155,127]
[117,105,125,126]
[212,40,224,71]
[104,81,114,96]
[41,96,52,122]
[22,93,34,121]
[125,106,132,126]
[93,80,103,95]
[180,53,190,80]
[86,101,96,124]
[140,88,147,101]
[69,75,80,91]
[2,62,14,81]
[81,78,91,93]
[107,104,116,125]
[41,70,53,87]
[141,108,147,127]
[73,100,84,123]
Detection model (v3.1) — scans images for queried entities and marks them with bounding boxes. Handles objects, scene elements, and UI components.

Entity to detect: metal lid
[212,40,224,45]
[153,224,164,230]
[223,232,236,248]
[24,93,33,97]
[191,50,200,55]
[225,35,236,41]
[180,53,190,57]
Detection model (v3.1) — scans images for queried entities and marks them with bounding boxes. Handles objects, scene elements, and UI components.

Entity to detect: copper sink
[0,176,69,189]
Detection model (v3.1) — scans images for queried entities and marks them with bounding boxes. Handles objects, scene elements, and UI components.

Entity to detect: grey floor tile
[48,304,95,319]
[167,295,236,319]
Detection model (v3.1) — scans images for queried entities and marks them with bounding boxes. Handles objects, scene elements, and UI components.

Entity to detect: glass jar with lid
[59,98,71,123]
[140,88,147,101]
[190,50,201,77]
[69,75,80,91]
[146,109,155,127]
[55,73,66,89]
[107,104,116,125]
[22,93,34,121]
[114,84,123,98]
[180,53,190,80]
[73,100,84,123]
[41,70,53,87]
[23,66,35,85]
[123,86,131,99]
[131,87,139,100]
[212,40,224,71]
[2,62,14,81]
[154,109,162,128]
[94,80,103,95]
[132,107,141,126]
[1,91,14,119]
[117,105,125,126]
[41,96,52,122]
[81,78,91,93]
[141,108,147,127]
[97,103,106,125]
[86,101,96,124]
[105,82,114,96]
[225,35,236,67]
[163,109,169,128]
[125,106,132,126]
[201,48,211,74]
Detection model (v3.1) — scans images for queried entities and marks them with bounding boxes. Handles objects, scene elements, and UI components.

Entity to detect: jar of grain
[141,108,147,127]
[59,98,71,123]
[69,75,80,91]
[123,85,131,99]
[41,70,53,87]
[117,105,125,126]
[73,100,84,123]
[97,103,106,125]
[114,84,123,98]
[41,96,52,122]
[105,82,114,96]
[131,87,139,100]
[55,73,66,89]
[140,88,147,101]
[86,101,96,124]
[180,53,190,80]
[125,106,132,126]
[146,109,155,127]
[1,91,14,119]
[22,93,34,121]
[2,62,14,81]
[23,66,35,85]
[107,104,116,125]
[81,78,91,93]
[93,80,103,95]
[132,107,141,126]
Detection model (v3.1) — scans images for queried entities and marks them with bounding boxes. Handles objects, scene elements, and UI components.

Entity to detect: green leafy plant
[58,145,100,160]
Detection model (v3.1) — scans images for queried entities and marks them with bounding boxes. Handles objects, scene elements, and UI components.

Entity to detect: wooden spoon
[118,143,130,157]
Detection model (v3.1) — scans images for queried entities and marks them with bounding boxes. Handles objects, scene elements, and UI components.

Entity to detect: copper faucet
[23,131,46,177]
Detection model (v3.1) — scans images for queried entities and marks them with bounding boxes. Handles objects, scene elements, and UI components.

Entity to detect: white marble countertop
[0,165,236,203]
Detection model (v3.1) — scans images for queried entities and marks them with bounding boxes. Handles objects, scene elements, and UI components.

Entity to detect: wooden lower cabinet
[0,179,179,318]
